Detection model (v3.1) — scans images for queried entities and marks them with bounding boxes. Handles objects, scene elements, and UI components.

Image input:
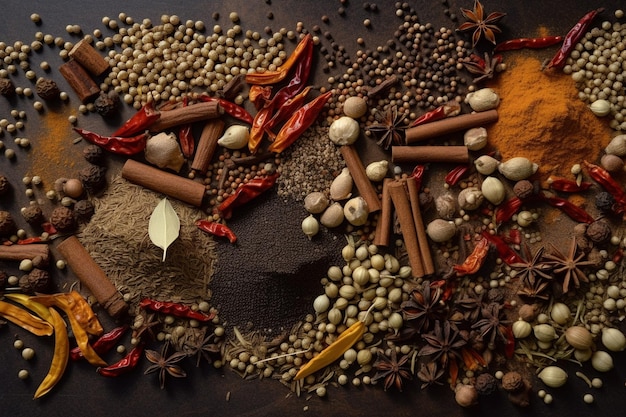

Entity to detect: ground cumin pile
[486,55,613,178]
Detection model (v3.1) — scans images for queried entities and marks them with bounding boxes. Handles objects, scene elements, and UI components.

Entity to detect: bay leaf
[148,198,180,262]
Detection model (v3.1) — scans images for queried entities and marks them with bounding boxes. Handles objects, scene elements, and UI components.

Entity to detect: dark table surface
[1,1,625,416]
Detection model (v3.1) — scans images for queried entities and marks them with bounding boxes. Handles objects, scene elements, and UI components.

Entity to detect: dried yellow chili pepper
[34,307,69,399]
[0,300,53,336]
[4,293,52,322]
[63,305,107,367]
[31,291,103,336]
[295,306,374,381]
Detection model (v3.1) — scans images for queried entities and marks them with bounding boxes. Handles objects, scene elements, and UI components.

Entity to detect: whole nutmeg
[304,192,329,214]
[19,268,51,294]
[329,168,353,201]
[474,373,497,395]
[455,384,478,407]
[21,205,45,226]
[586,220,611,244]
[457,187,484,211]
[50,206,77,233]
[328,116,360,145]
[343,196,369,226]
[501,371,524,392]
[498,157,538,181]
[435,193,456,219]
[517,303,538,321]
[74,199,95,221]
[426,218,456,243]
[464,127,488,151]
[93,91,120,117]
[513,180,534,199]
[343,96,367,119]
[83,145,105,165]
[35,77,60,101]
[320,202,344,228]
[63,178,84,198]
[474,155,499,175]
[600,154,624,173]
[0,77,16,96]
[605,134,626,156]
[465,88,500,112]
[0,211,17,237]
[0,175,9,195]
[78,165,107,193]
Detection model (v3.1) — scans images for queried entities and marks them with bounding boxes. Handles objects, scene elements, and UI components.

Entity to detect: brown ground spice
[486,55,614,179]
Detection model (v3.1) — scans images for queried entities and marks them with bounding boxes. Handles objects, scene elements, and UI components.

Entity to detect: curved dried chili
[548,177,591,193]
[539,194,595,224]
[70,325,129,361]
[583,160,626,209]
[454,236,490,276]
[445,164,470,187]
[195,220,237,243]
[199,95,254,125]
[545,8,604,69]
[494,196,523,224]
[218,173,280,218]
[139,298,215,322]
[112,102,160,137]
[97,343,144,377]
[494,36,563,52]
[178,96,195,158]
[245,34,313,85]
[74,128,148,156]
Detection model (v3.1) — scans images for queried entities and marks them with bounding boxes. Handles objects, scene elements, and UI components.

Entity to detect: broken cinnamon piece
[0,244,49,265]
[373,178,393,247]
[404,110,498,143]
[59,59,100,103]
[68,38,110,76]
[388,180,425,278]
[148,101,223,132]
[340,145,382,212]
[391,145,469,164]
[190,120,226,174]
[405,178,435,275]
[365,75,399,98]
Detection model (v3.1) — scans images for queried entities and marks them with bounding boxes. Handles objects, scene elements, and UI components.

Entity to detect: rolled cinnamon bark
[373,178,393,247]
[388,180,424,278]
[68,38,110,76]
[121,159,206,207]
[405,178,435,276]
[57,236,128,319]
[59,59,100,103]
[405,110,498,143]
[149,101,223,132]
[0,244,49,265]
[191,120,225,173]
[340,145,382,212]
[392,146,469,164]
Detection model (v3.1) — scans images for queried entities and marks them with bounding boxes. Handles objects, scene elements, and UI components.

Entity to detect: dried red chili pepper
[248,103,275,154]
[195,220,237,243]
[139,298,215,322]
[409,165,426,190]
[71,325,129,361]
[245,34,313,85]
[583,160,626,209]
[17,237,44,245]
[545,8,604,69]
[218,173,280,218]
[481,231,524,265]
[539,194,595,224]
[266,35,314,110]
[502,229,521,245]
[494,36,563,52]
[74,128,148,156]
[264,86,312,136]
[503,325,515,358]
[547,176,592,193]
[249,85,273,109]
[445,164,470,187]
[178,97,195,158]
[612,248,624,264]
[112,102,160,137]
[199,96,254,125]
[410,102,461,127]
[494,196,523,224]
[96,343,144,377]
[42,222,57,235]
[268,91,333,154]
[454,236,490,276]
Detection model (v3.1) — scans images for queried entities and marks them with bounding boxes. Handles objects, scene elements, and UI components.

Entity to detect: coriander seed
[21,347,35,360]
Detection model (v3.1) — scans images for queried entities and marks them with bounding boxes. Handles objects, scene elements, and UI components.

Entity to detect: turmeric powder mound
[486,55,613,179]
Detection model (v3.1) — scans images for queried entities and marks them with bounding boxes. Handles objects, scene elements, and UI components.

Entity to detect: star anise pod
[471,302,510,348]
[144,342,188,389]
[372,348,412,391]
[419,320,466,368]
[510,244,553,285]
[401,280,448,333]
[417,361,445,389]
[543,237,594,293]
[132,310,161,342]
[367,106,407,150]
[457,0,506,47]
[183,328,221,367]
[462,52,503,83]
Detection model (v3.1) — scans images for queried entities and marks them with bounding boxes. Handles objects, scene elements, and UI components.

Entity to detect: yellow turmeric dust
[28,106,81,184]
[486,55,613,179]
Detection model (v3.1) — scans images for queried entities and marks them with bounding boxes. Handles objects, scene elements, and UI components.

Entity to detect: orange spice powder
[486,55,613,179]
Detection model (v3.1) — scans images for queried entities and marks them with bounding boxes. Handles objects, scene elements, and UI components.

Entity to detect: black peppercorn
[595,191,614,212]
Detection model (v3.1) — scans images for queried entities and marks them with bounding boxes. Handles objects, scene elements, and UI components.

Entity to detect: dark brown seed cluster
[35,77,60,101]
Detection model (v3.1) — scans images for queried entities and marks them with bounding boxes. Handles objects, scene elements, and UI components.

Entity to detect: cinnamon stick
[388,180,424,278]
[0,244,49,265]
[405,110,498,143]
[373,178,393,247]
[190,120,225,173]
[392,145,469,164]
[340,145,382,212]
[149,101,223,132]
[405,178,435,276]
[68,38,110,76]
[121,159,206,207]
[58,59,100,103]
[56,236,128,319]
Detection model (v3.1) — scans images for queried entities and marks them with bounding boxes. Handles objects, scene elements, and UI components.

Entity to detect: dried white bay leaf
[148,198,180,261]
